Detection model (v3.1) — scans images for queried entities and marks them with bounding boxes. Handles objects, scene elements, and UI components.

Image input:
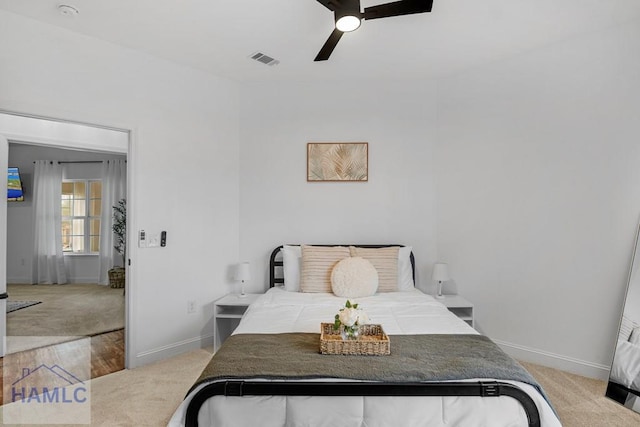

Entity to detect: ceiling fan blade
[316,0,338,11]
[363,0,433,20]
[314,28,344,61]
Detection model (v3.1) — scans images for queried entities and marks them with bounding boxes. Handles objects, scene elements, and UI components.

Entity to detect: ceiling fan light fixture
[335,15,361,32]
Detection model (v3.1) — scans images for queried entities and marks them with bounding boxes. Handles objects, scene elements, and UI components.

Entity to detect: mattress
[169,288,561,427]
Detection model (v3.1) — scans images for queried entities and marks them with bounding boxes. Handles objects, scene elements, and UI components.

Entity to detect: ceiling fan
[314,0,434,61]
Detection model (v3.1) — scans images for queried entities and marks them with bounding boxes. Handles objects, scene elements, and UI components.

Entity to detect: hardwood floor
[90,329,125,378]
[0,329,124,404]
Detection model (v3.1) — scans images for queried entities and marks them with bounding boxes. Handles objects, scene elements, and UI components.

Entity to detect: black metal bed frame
[184,245,541,427]
[606,380,640,405]
[185,380,540,427]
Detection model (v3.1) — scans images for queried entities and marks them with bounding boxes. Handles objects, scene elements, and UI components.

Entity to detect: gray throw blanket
[192,333,549,406]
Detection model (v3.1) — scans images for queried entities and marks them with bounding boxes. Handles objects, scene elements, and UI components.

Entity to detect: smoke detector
[58,5,79,17]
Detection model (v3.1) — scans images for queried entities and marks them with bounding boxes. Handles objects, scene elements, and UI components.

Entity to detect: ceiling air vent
[249,52,280,66]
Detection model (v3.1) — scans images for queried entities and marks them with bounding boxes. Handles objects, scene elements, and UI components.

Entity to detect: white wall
[7,143,126,284]
[0,10,240,367]
[435,20,640,378]
[239,81,438,292]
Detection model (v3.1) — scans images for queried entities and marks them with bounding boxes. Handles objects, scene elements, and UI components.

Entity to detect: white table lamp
[432,263,450,299]
[234,262,251,297]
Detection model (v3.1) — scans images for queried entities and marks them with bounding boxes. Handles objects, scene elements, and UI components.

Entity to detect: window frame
[61,179,102,255]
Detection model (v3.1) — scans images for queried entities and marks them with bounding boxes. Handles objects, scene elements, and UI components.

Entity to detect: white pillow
[620,315,636,342]
[397,246,414,291]
[349,246,399,292]
[331,257,379,298]
[282,245,302,292]
[301,245,351,292]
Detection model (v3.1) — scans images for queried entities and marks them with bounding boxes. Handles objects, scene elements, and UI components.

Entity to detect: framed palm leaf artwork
[307,143,368,182]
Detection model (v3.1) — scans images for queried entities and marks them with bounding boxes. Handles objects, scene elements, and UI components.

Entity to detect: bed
[169,245,560,427]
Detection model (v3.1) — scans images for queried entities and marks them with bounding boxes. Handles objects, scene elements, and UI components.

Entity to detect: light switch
[138,230,147,248]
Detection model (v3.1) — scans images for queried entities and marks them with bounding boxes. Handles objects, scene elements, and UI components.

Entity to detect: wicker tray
[320,323,390,356]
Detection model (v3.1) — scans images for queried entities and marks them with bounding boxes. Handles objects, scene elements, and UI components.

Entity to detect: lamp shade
[432,263,450,282]
[234,262,251,281]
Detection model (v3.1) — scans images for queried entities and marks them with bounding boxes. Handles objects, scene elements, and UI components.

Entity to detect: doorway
[7,142,126,354]
[0,112,130,371]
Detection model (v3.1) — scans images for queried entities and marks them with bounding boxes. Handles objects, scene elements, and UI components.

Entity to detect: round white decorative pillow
[331,257,379,298]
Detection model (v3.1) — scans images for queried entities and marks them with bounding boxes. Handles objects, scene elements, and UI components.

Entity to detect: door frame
[0,134,7,356]
[0,110,133,367]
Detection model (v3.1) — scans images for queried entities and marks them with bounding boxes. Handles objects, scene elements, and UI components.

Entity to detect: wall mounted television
[8,167,24,202]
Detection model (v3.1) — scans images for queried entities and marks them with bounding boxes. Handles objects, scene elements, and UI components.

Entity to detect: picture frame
[307,142,368,182]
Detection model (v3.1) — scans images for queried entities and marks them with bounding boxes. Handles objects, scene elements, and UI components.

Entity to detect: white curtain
[99,159,126,285]
[32,160,67,284]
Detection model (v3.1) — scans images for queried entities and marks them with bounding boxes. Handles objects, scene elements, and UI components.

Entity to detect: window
[61,180,102,253]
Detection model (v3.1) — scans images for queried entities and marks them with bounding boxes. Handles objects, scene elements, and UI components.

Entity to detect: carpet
[522,362,640,426]
[6,300,42,313]
[5,283,124,354]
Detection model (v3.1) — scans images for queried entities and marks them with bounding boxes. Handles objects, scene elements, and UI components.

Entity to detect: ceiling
[1,0,639,83]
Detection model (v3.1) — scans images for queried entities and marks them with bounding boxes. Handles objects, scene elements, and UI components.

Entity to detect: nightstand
[213,293,260,352]
[438,294,474,328]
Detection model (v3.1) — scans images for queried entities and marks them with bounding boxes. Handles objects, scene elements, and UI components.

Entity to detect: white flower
[334,300,370,333]
[357,310,369,325]
[339,307,359,327]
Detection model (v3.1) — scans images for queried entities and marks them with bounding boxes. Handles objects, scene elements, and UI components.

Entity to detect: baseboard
[6,276,31,284]
[494,339,611,380]
[133,334,213,368]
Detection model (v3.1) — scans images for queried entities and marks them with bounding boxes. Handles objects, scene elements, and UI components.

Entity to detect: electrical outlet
[187,300,196,314]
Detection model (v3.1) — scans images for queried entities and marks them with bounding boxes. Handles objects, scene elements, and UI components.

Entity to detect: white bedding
[611,339,640,391]
[169,288,561,427]
[234,288,476,336]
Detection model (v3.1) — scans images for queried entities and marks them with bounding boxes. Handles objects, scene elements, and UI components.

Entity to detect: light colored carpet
[6,283,124,353]
[522,362,640,427]
[3,351,638,426]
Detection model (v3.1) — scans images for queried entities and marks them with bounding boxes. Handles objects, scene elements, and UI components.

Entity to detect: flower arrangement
[334,300,369,340]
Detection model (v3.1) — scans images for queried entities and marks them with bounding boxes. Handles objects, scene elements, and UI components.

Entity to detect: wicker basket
[108,267,125,288]
[320,323,390,356]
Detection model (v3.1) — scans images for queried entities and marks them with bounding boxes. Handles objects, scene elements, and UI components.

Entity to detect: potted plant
[108,198,126,288]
